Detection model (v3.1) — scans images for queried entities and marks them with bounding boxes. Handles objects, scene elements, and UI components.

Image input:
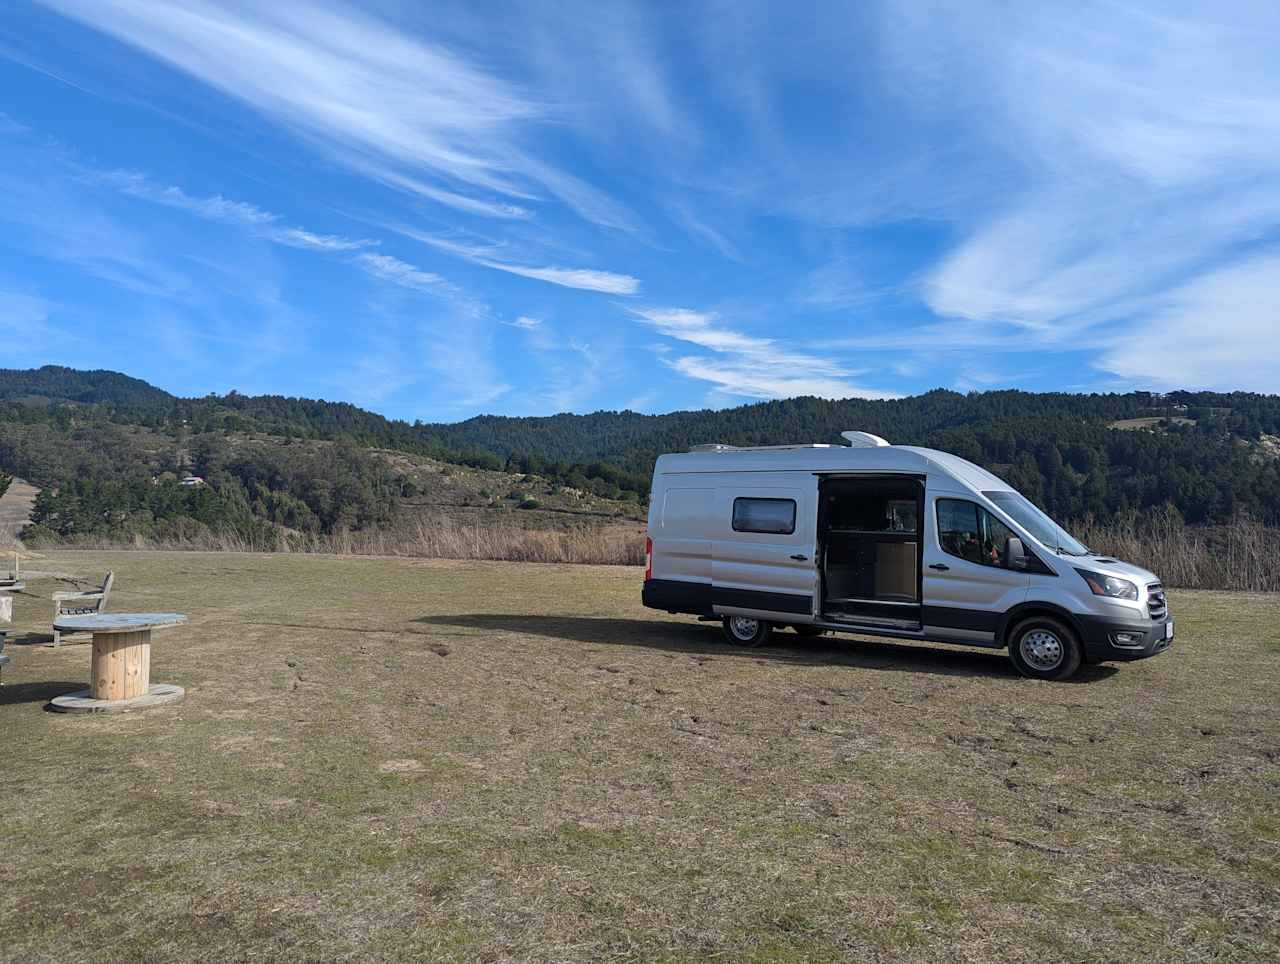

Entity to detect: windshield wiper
[1051,528,1088,556]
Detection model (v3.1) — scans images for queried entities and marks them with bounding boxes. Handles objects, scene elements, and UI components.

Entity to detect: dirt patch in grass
[2,550,1278,961]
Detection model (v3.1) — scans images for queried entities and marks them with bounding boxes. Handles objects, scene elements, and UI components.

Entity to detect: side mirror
[1004,536,1027,570]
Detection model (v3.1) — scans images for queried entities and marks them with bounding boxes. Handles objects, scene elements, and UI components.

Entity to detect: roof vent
[841,431,890,448]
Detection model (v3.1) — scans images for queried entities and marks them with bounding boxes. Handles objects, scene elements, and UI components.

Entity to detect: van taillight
[644,536,652,581]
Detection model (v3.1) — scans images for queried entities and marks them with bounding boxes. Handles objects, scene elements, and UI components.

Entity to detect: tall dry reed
[1073,505,1280,592]
[24,505,1280,590]
[29,517,647,566]
[292,518,647,565]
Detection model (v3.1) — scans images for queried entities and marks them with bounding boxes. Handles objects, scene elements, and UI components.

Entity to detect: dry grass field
[1,551,1278,962]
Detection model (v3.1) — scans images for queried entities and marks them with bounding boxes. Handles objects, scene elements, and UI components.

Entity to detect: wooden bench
[52,572,114,647]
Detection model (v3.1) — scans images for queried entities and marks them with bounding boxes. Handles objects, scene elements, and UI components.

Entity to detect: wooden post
[90,630,152,700]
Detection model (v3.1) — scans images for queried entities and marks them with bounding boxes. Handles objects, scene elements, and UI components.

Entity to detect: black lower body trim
[711,586,812,615]
[642,580,811,617]
[643,579,712,615]
[922,605,1001,633]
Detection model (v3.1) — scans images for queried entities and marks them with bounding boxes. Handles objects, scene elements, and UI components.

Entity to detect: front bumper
[1077,614,1174,662]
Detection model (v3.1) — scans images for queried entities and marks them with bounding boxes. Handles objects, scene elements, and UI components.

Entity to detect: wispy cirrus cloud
[880,2,1280,385]
[630,306,895,400]
[362,166,534,221]
[550,337,604,412]
[85,162,482,318]
[101,170,277,225]
[98,169,378,252]
[353,253,445,293]
[269,227,377,253]
[95,166,465,305]
[392,226,641,295]
[504,315,542,330]
[798,255,884,311]
[16,0,1280,415]
[476,262,639,295]
[0,161,191,299]
[1099,252,1280,392]
[36,0,641,231]
[505,316,609,413]
[667,201,741,262]
[417,314,513,412]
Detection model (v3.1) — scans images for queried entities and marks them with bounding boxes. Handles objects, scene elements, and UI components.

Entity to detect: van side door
[922,493,1029,646]
[711,478,819,621]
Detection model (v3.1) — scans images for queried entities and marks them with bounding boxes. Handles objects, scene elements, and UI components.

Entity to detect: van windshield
[982,490,1089,556]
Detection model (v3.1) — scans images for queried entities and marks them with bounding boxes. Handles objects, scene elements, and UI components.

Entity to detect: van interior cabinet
[874,541,917,598]
[819,476,923,628]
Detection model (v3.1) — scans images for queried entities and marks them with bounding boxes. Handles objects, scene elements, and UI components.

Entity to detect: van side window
[732,497,796,535]
[936,498,1016,568]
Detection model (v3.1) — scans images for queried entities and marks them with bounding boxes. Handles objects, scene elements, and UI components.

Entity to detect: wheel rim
[729,616,759,640]
[1020,629,1064,671]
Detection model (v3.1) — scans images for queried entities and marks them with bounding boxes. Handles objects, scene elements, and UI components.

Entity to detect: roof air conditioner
[841,431,890,448]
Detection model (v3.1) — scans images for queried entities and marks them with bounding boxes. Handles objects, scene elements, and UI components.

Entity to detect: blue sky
[2,1,1278,421]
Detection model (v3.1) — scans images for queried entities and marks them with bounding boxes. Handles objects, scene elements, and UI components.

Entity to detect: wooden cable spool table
[50,613,187,713]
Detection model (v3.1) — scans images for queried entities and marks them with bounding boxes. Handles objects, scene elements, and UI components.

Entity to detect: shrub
[16,523,59,547]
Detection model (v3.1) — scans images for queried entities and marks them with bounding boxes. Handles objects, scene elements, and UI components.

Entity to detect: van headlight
[1076,569,1138,600]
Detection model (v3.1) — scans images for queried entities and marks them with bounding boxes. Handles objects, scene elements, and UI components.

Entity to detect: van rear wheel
[723,616,773,647]
[1008,616,1082,681]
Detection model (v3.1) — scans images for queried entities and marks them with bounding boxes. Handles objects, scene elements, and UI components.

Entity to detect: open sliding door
[817,475,924,630]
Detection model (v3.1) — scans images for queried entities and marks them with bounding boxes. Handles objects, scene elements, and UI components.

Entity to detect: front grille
[1147,583,1167,620]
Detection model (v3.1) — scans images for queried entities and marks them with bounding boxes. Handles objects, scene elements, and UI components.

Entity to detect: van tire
[792,624,826,637]
[1007,616,1082,681]
[722,616,773,647]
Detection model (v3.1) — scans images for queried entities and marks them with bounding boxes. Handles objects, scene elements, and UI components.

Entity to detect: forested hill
[2,366,1280,527]
[0,366,171,407]
[428,392,1280,525]
[429,391,1280,467]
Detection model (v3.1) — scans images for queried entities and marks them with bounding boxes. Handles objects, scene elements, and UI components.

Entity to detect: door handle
[790,553,809,561]
[928,563,950,571]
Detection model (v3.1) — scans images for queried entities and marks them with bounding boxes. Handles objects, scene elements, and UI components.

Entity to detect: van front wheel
[1008,616,1082,681]
[723,616,773,647]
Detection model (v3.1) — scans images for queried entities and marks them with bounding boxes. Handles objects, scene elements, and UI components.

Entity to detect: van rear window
[732,497,796,534]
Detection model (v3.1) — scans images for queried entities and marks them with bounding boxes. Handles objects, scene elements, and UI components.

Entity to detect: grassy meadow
[1,551,1278,961]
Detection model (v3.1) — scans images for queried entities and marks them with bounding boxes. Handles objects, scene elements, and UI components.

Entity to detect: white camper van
[642,432,1172,680]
